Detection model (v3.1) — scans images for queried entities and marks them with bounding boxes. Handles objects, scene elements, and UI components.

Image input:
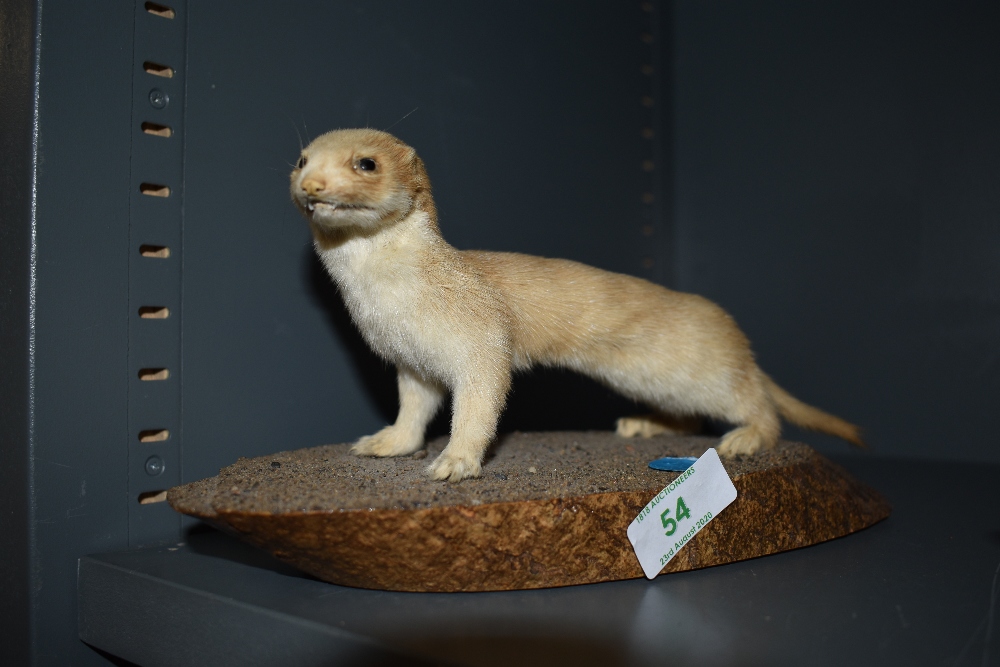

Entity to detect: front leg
[352,366,445,457]
[428,369,511,483]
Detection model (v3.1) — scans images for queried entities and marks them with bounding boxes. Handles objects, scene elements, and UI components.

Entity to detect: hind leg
[716,371,781,457]
[616,413,702,438]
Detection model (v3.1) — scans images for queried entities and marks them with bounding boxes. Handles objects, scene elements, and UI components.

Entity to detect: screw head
[145,455,165,476]
[149,89,169,109]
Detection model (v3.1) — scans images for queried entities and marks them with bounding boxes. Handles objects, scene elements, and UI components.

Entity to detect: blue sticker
[648,456,699,472]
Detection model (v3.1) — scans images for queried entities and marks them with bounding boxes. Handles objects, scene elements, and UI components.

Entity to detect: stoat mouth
[306,199,374,213]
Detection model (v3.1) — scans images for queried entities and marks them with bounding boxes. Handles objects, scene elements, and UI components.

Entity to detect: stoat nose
[301,178,326,196]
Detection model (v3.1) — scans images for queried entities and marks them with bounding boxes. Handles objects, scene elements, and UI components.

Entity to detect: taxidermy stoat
[290,129,863,482]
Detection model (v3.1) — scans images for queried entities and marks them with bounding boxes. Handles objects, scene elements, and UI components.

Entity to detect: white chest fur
[315,213,455,379]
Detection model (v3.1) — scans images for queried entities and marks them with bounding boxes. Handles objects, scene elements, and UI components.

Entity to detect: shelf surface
[79,455,1000,666]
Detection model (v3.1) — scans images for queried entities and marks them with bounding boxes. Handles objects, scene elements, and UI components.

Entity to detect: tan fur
[291,129,863,482]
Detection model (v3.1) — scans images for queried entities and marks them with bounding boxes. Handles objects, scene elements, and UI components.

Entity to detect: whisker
[284,113,304,152]
[383,107,419,133]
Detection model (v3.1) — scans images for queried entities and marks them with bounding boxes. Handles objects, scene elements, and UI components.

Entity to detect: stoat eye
[357,158,377,172]
[296,156,307,169]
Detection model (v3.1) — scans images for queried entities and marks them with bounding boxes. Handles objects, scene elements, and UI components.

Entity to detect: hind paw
[717,426,774,457]
[616,414,701,438]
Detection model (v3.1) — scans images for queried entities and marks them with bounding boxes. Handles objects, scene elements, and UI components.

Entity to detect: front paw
[350,426,423,458]
[427,452,481,483]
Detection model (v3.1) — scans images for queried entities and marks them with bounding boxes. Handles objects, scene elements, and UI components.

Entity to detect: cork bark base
[168,432,890,592]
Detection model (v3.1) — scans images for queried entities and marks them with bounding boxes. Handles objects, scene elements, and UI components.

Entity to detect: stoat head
[290,128,435,234]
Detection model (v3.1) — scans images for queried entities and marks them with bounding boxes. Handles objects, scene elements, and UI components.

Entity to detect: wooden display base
[168,432,890,592]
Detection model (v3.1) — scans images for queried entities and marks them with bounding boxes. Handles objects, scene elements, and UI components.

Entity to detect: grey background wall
[2,1,998,665]
[671,1,1000,463]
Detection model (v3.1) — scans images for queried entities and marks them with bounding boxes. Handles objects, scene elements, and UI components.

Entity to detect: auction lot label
[627,448,738,579]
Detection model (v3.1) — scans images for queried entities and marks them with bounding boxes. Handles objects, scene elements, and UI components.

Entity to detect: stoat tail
[762,374,865,447]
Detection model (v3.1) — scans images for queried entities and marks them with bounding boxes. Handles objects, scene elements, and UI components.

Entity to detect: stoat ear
[412,155,428,178]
